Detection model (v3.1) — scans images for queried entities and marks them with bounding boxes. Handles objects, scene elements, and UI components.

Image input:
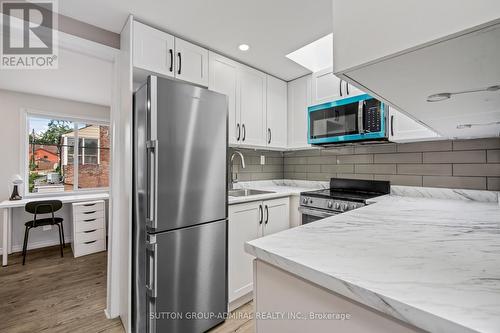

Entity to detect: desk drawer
[73,238,105,257]
[74,217,105,232]
[73,201,105,215]
[74,209,104,222]
[74,228,105,244]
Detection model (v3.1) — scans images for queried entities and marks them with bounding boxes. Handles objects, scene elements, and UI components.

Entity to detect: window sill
[25,188,109,199]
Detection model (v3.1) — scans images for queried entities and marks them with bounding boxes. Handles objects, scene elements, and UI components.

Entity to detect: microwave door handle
[358,101,364,133]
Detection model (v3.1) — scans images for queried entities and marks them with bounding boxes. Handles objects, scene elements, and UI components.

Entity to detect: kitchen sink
[228,189,275,197]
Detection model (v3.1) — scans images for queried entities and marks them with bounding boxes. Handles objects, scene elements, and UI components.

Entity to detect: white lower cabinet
[228,197,290,306]
[71,200,106,258]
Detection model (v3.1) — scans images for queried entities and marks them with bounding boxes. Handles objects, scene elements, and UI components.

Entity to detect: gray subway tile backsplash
[230,139,500,190]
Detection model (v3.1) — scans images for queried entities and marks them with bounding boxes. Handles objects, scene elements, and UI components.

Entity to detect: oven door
[299,206,338,225]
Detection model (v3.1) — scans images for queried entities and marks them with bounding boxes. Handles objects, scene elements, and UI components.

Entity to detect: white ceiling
[57,0,333,81]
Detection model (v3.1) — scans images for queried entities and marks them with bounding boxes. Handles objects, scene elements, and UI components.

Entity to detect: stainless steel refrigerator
[133,76,228,333]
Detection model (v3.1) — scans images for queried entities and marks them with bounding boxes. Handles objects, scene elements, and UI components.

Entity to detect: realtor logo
[1,0,58,69]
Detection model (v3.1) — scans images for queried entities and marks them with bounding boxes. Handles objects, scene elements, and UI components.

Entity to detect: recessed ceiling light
[238,44,250,51]
[427,85,500,102]
[286,33,333,72]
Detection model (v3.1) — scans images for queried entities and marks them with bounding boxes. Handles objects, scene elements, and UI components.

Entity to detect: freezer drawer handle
[146,239,158,299]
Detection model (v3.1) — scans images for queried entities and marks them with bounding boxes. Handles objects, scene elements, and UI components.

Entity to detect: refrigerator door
[146,220,228,333]
[148,76,228,233]
[132,82,149,333]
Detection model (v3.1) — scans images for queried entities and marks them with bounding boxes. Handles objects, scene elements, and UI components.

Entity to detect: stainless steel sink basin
[228,189,275,197]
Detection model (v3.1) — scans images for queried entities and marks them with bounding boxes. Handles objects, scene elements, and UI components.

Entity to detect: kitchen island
[245,191,500,333]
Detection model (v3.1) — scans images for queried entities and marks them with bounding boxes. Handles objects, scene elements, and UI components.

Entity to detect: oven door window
[302,213,326,224]
[309,103,359,139]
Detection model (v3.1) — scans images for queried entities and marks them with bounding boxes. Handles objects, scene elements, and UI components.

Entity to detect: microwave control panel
[364,100,382,132]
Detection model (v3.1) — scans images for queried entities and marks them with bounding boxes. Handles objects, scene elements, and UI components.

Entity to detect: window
[27,115,110,194]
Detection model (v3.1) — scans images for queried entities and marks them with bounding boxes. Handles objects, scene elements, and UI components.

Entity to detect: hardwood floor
[208,302,254,333]
[0,246,123,333]
[0,245,254,333]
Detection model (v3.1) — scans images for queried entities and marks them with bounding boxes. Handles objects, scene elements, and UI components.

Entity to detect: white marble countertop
[228,180,328,205]
[245,194,500,333]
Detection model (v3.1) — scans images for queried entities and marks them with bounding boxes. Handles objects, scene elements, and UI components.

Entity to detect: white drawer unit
[71,200,106,257]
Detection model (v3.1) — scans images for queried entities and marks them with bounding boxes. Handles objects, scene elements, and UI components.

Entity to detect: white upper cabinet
[208,52,239,144]
[132,20,209,87]
[239,67,267,147]
[174,38,209,87]
[133,21,174,78]
[287,75,311,149]
[332,1,500,139]
[266,75,287,149]
[389,107,440,143]
[310,66,365,106]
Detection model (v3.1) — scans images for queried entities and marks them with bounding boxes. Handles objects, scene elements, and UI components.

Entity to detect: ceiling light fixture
[427,85,500,102]
[238,44,250,51]
[456,121,500,129]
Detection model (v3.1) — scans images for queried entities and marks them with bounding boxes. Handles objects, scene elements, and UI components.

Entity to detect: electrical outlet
[260,155,265,165]
[42,225,52,231]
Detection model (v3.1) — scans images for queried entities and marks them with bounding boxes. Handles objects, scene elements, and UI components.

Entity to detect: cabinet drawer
[74,210,104,222]
[75,218,105,232]
[73,201,105,215]
[73,238,105,257]
[74,228,105,244]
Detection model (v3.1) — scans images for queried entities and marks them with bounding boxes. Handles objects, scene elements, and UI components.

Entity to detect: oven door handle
[298,206,336,218]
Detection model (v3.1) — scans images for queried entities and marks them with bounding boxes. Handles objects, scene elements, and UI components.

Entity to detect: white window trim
[21,108,110,198]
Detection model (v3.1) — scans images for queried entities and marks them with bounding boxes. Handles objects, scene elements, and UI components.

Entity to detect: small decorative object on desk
[9,175,23,201]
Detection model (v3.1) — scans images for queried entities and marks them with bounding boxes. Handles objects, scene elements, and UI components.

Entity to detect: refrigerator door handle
[146,235,158,298]
[146,140,158,230]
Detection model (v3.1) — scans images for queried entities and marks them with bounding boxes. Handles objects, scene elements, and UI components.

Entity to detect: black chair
[22,200,65,265]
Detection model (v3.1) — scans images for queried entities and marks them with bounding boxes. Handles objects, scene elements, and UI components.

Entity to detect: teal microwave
[308,94,387,145]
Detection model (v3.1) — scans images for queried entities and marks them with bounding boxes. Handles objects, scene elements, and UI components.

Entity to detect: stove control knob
[334,202,340,209]
[327,200,333,208]
[302,197,308,204]
[341,203,348,211]
[308,198,313,204]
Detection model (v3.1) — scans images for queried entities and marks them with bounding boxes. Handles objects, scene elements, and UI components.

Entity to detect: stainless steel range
[299,178,390,224]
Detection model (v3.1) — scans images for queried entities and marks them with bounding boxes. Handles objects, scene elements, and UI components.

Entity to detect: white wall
[0,89,110,252]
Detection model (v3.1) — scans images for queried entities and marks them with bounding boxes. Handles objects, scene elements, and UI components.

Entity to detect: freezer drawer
[146,220,227,333]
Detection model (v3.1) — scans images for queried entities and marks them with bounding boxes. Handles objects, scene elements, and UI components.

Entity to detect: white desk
[0,193,109,266]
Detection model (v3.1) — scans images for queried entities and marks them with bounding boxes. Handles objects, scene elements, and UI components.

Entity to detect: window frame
[21,108,110,198]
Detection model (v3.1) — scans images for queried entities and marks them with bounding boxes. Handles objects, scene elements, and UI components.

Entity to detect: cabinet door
[310,66,342,105]
[228,201,262,303]
[389,106,440,142]
[263,197,290,236]
[133,21,174,77]
[266,75,287,149]
[174,38,209,87]
[209,52,240,144]
[239,66,267,147]
[287,75,311,149]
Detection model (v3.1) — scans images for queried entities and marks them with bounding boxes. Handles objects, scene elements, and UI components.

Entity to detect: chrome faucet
[230,151,246,189]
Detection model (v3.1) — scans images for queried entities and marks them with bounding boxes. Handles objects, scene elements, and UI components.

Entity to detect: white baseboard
[0,237,73,255]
